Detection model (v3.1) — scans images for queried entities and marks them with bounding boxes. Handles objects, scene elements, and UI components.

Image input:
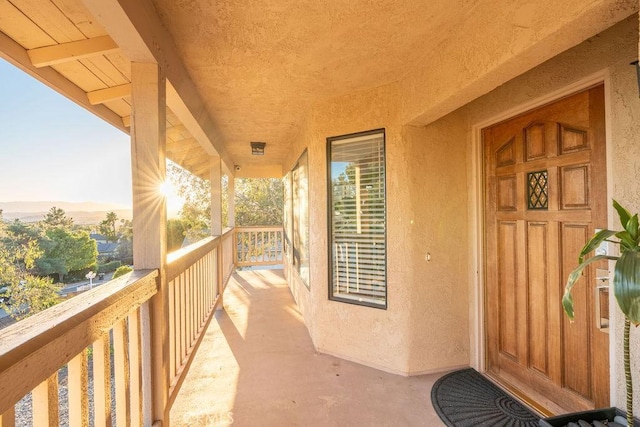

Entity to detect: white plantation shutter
[328,129,386,308]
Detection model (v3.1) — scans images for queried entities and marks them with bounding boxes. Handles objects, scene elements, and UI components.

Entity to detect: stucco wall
[608,28,640,413]
[401,120,471,373]
[283,80,472,374]
[443,15,640,411]
[283,14,640,408]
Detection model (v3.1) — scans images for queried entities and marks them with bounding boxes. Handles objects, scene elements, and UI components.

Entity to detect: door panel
[485,85,608,412]
[527,221,549,376]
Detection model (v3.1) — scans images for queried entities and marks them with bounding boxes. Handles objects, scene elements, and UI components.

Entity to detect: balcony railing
[0,227,237,427]
[235,226,284,267]
[0,269,158,427]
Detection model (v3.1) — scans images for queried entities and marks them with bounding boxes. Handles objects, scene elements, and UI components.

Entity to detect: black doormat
[431,368,540,427]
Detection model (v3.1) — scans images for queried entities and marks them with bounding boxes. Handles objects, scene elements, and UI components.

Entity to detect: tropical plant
[563,200,640,427]
[98,211,119,243]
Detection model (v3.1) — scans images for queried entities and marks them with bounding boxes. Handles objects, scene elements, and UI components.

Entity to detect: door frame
[469,69,616,404]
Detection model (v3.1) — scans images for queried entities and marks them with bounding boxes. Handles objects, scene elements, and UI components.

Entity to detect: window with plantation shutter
[328,129,386,308]
[292,150,309,287]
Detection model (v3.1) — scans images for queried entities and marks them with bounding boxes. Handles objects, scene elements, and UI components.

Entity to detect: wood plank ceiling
[0,0,213,179]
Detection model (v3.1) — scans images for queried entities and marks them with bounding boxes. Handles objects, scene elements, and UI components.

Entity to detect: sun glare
[159,181,185,217]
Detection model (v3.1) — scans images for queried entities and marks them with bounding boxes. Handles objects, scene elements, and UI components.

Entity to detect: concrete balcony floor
[171,269,446,426]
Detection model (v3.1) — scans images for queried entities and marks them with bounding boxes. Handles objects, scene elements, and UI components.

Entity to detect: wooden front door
[484,85,609,413]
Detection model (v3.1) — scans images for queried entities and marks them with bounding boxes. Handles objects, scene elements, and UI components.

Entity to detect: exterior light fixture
[251,141,266,155]
[632,60,640,97]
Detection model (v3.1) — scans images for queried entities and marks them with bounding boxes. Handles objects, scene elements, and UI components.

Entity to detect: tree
[36,228,97,282]
[2,274,62,321]
[115,219,133,263]
[235,178,283,225]
[166,161,284,242]
[42,207,73,229]
[0,247,62,321]
[167,218,187,252]
[98,211,119,242]
[167,161,210,242]
[1,220,43,272]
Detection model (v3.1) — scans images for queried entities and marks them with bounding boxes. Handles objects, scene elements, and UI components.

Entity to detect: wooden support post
[131,62,168,427]
[227,176,235,228]
[210,156,222,236]
[210,157,224,311]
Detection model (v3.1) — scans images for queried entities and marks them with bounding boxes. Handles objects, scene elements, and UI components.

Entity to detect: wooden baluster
[139,301,152,426]
[193,263,198,338]
[113,318,131,427]
[93,336,112,427]
[129,309,142,427]
[68,349,89,427]
[196,260,200,332]
[194,261,199,330]
[197,259,202,329]
[212,250,216,304]
[201,256,206,321]
[180,273,187,363]
[0,407,15,427]
[256,231,266,262]
[186,267,192,348]
[33,373,59,427]
[169,279,176,380]
[204,254,209,312]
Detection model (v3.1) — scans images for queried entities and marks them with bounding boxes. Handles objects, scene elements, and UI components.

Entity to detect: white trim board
[468,69,614,405]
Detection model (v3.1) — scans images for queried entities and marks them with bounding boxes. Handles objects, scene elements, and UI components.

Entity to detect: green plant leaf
[614,199,632,229]
[615,231,637,251]
[625,214,639,242]
[614,251,640,324]
[578,229,617,263]
[563,254,618,320]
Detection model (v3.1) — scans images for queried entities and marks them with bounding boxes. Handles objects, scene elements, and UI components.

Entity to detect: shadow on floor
[170,269,446,426]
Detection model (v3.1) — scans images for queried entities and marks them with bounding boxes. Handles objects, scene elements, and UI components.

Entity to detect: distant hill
[0,201,130,213]
[0,201,132,225]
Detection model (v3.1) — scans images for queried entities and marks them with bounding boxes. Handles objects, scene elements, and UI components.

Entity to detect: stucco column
[130,62,168,426]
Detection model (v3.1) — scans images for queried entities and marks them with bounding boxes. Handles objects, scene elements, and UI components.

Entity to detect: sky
[0,59,133,207]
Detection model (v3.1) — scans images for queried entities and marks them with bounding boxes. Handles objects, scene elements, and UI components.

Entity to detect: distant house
[90,233,108,244]
[90,234,119,260]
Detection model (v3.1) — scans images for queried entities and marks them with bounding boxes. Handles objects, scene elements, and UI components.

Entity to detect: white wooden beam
[210,156,222,236]
[80,0,235,169]
[27,35,119,68]
[0,30,127,133]
[227,175,235,228]
[130,62,168,426]
[87,83,131,105]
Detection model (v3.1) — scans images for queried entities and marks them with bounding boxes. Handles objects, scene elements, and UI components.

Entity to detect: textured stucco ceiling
[149,0,635,169]
[151,0,479,166]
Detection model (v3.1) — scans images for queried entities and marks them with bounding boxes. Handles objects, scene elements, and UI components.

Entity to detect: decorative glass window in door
[527,170,548,210]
